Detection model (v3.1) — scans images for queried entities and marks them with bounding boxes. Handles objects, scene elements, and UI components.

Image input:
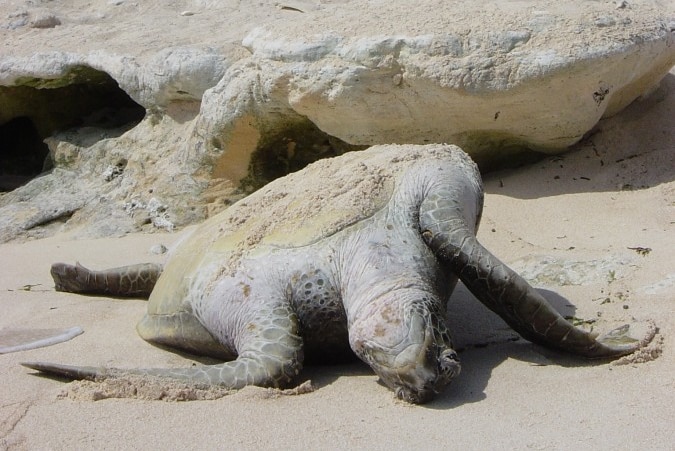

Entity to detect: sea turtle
[24,144,651,404]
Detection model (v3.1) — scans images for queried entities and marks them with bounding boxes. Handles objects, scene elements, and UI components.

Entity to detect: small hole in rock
[0,117,49,191]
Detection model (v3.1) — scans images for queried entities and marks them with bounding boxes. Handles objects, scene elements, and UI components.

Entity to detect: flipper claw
[22,361,100,380]
[596,321,657,354]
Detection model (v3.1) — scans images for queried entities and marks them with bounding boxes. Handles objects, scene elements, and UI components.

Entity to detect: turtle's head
[350,296,460,404]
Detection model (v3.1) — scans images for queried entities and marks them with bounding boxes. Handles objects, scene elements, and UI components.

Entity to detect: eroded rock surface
[0,0,673,241]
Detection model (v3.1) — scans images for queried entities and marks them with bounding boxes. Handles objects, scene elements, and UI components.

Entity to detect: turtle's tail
[419,199,654,358]
[51,262,162,299]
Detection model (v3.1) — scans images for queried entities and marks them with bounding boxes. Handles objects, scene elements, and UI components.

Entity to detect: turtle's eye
[441,349,459,363]
[439,349,460,377]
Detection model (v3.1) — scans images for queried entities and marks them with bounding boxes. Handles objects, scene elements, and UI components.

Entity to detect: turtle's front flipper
[22,353,301,389]
[23,304,304,389]
[22,361,99,380]
[51,262,162,298]
[419,201,650,358]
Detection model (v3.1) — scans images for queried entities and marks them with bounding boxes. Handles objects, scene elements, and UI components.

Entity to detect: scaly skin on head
[348,289,460,404]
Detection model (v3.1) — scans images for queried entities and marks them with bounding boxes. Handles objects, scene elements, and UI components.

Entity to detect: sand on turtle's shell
[205,144,475,276]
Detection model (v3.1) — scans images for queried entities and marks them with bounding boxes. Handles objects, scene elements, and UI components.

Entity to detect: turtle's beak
[348,295,460,403]
[395,384,437,404]
[388,316,460,403]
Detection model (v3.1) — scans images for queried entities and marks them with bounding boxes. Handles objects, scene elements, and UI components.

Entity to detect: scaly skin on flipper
[51,262,162,298]
[23,303,303,388]
[419,192,642,358]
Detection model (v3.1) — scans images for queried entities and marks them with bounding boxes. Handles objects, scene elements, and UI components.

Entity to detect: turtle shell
[147,144,471,316]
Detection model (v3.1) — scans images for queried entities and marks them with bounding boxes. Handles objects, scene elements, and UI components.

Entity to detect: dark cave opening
[0,117,49,191]
[0,67,146,192]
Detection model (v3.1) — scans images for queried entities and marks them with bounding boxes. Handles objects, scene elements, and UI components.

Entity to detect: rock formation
[0,0,673,241]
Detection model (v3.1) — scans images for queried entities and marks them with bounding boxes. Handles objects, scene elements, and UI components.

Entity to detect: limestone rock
[224,2,674,159]
[0,0,673,241]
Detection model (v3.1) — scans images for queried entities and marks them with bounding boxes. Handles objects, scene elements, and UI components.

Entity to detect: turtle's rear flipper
[51,262,162,298]
[419,201,654,358]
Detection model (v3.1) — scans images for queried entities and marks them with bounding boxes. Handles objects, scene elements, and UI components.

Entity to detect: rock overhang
[0,0,673,241]
[0,65,145,189]
[232,6,674,153]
